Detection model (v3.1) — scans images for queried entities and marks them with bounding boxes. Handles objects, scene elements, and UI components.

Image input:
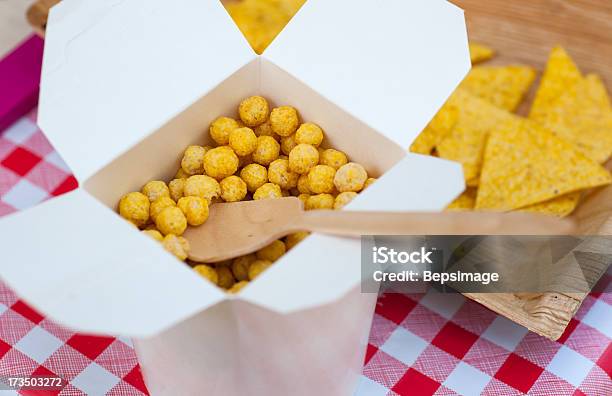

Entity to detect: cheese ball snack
[252,136,281,166]
[184,175,221,203]
[229,127,258,156]
[168,178,186,202]
[210,116,240,145]
[240,163,268,192]
[257,240,286,262]
[364,177,377,189]
[156,206,188,236]
[270,106,299,136]
[238,96,270,127]
[288,144,319,174]
[194,264,219,285]
[320,149,348,170]
[232,254,256,282]
[305,193,335,210]
[213,259,232,267]
[181,145,207,175]
[162,234,190,261]
[142,229,164,242]
[150,196,176,221]
[142,181,170,202]
[298,193,310,206]
[307,165,336,194]
[177,196,209,226]
[268,159,299,190]
[253,182,282,200]
[285,231,309,250]
[203,146,239,180]
[280,134,298,155]
[248,259,273,280]
[254,120,280,141]
[334,192,358,209]
[119,192,150,227]
[228,281,249,294]
[175,167,190,179]
[295,123,324,147]
[334,162,368,192]
[220,176,248,202]
[216,266,236,289]
[297,174,311,194]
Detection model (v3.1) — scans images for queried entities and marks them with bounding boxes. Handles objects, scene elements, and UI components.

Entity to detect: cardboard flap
[347,153,465,212]
[239,154,464,313]
[264,0,470,148]
[0,190,224,336]
[38,0,255,182]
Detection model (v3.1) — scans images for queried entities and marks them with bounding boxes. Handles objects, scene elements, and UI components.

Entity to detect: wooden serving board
[455,0,612,340]
[26,0,612,340]
[455,0,612,116]
[457,0,612,80]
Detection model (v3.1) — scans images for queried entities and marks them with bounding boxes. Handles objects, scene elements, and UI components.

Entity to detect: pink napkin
[0,35,44,132]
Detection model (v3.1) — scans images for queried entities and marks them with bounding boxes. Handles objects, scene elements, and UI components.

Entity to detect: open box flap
[0,189,224,337]
[38,0,256,182]
[239,154,465,312]
[264,0,470,148]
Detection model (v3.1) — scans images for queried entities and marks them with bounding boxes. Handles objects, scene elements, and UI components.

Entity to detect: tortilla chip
[529,46,582,121]
[476,118,611,211]
[535,74,612,163]
[519,192,581,217]
[458,66,537,112]
[437,90,515,183]
[226,0,306,54]
[469,43,495,64]
[584,74,612,109]
[410,102,459,155]
[466,177,480,187]
[446,187,477,211]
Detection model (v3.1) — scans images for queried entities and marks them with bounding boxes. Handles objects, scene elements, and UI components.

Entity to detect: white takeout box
[0,0,469,394]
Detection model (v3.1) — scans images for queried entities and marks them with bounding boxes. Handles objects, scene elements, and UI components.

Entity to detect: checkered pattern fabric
[1,112,611,395]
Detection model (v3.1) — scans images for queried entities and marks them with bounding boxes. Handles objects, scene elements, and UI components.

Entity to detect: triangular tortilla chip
[476,119,611,211]
[410,102,459,155]
[535,74,612,163]
[519,192,581,217]
[446,187,477,211]
[469,43,495,64]
[437,90,515,183]
[226,0,306,54]
[529,46,582,121]
[459,65,537,111]
[584,74,612,109]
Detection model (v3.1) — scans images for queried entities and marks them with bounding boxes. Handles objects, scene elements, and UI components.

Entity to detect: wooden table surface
[455,0,612,85]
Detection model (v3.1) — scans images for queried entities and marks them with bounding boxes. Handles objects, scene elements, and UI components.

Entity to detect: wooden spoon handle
[296,210,576,236]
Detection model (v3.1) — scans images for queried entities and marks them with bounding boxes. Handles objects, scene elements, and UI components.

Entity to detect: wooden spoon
[183,197,576,263]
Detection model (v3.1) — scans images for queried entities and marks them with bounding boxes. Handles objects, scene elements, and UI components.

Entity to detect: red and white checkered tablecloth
[0,110,611,395]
